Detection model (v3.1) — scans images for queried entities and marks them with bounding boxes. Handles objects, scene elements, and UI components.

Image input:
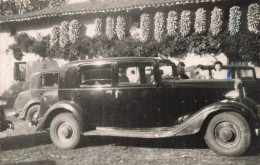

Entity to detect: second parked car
[13,70,58,122]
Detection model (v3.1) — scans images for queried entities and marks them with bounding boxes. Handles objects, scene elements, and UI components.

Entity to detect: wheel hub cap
[57,123,73,140]
[214,121,240,147]
[219,127,234,142]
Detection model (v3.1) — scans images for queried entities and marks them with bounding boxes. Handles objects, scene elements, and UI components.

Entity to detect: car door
[78,63,115,126]
[113,62,159,128]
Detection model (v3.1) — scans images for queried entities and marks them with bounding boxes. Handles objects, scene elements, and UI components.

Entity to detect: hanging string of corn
[59,21,70,48]
[195,8,206,34]
[247,3,260,34]
[50,25,60,47]
[140,13,151,42]
[229,6,242,35]
[106,16,116,39]
[116,16,126,40]
[179,10,191,37]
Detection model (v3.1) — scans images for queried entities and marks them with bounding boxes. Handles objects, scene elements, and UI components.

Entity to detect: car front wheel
[50,113,82,149]
[26,105,39,122]
[205,112,251,156]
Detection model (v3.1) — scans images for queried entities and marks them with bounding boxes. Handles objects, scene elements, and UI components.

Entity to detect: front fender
[156,100,258,137]
[36,101,85,132]
[18,99,40,119]
[13,90,30,115]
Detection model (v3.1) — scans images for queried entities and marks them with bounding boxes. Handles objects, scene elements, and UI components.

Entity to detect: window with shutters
[14,62,26,81]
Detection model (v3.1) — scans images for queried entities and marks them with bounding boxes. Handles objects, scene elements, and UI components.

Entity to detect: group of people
[177,61,228,80]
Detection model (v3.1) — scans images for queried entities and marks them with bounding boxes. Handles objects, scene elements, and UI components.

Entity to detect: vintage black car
[36,57,260,156]
[0,98,14,132]
[13,70,58,122]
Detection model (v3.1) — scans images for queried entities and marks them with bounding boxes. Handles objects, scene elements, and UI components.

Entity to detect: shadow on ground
[0,132,51,151]
[3,160,56,165]
[1,130,259,156]
[79,134,208,149]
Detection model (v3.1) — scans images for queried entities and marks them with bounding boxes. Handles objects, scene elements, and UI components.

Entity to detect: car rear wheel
[205,112,252,156]
[50,113,81,149]
[26,105,39,122]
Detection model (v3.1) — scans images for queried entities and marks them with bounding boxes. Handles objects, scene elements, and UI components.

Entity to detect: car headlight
[225,90,239,100]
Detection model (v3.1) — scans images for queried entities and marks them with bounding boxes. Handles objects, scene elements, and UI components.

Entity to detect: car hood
[162,79,236,89]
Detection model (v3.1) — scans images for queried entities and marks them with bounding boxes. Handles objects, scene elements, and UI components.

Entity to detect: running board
[83,126,179,138]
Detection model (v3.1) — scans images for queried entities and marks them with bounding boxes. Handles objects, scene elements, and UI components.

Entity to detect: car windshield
[158,62,177,80]
[235,69,254,79]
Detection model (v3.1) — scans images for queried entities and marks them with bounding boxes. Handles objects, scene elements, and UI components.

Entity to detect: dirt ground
[1,108,260,165]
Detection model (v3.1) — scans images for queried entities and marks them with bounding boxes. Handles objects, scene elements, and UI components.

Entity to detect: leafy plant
[9,44,23,60]
[14,33,35,52]
[32,35,50,58]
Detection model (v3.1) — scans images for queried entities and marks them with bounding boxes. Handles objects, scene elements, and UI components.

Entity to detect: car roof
[30,69,59,78]
[61,57,173,69]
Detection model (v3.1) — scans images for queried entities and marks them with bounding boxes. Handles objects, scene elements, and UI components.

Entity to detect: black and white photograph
[0,0,260,164]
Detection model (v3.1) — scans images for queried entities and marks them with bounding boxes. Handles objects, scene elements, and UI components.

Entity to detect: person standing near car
[212,61,228,79]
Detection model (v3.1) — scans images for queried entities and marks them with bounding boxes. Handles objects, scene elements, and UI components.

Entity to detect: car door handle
[115,90,123,99]
[105,90,113,94]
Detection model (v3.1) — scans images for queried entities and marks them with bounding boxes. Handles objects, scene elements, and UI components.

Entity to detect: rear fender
[18,99,40,119]
[162,100,257,137]
[36,101,85,132]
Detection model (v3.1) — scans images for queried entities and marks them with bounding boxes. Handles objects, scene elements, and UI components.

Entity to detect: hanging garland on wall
[94,18,103,37]
[116,16,126,40]
[50,25,60,47]
[209,7,223,36]
[69,20,80,44]
[229,6,242,35]
[154,11,165,42]
[195,8,206,34]
[247,3,260,34]
[140,13,151,42]
[106,16,116,39]
[179,10,191,37]
[167,11,178,37]
[59,21,70,48]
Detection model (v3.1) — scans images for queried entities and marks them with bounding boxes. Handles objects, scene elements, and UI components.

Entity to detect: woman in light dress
[212,61,228,79]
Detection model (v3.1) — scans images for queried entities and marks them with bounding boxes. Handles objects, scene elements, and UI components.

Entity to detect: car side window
[41,73,58,88]
[118,63,154,85]
[80,64,112,87]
